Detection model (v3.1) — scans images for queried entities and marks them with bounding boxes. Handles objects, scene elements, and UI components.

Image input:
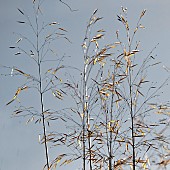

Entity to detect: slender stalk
[82,62,87,170]
[82,117,86,170]
[108,74,115,170]
[82,55,92,170]
[129,67,135,170]
[35,7,50,168]
[38,60,50,169]
[87,109,93,170]
[85,66,93,170]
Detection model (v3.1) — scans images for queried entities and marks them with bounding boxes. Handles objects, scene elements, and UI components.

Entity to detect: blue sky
[0,0,169,169]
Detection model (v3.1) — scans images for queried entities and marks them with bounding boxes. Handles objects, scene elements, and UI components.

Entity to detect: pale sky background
[0,0,170,170]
